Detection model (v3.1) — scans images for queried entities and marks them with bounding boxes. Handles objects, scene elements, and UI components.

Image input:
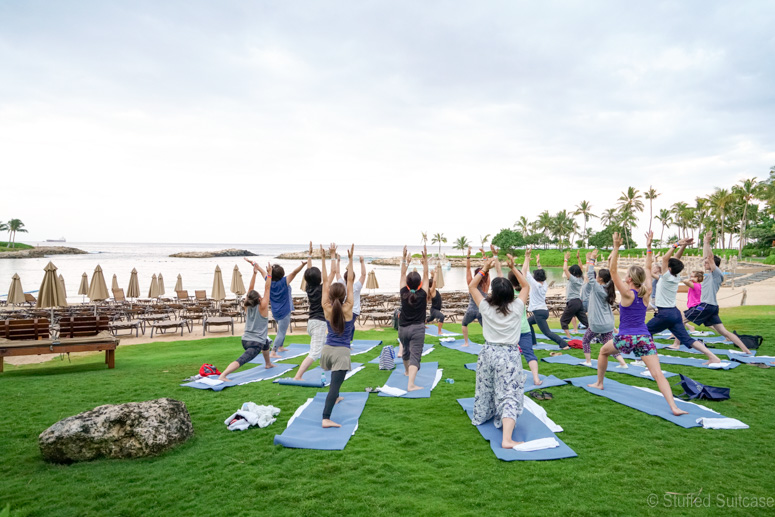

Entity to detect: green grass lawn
[2,307,774,516]
[0,241,33,252]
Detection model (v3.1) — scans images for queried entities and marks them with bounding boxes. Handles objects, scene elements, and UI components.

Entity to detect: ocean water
[0,242,566,301]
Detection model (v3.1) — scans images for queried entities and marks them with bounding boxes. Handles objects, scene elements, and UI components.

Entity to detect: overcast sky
[1,1,773,246]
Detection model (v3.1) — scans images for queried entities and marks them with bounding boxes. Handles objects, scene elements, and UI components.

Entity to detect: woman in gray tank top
[219,262,274,381]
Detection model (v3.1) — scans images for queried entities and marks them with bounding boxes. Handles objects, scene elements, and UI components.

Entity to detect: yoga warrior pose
[581,249,628,368]
[398,244,430,391]
[683,231,751,354]
[268,259,307,359]
[462,247,490,347]
[523,248,570,349]
[646,237,721,364]
[588,232,688,417]
[469,257,531,449]
[561,251,589,339]
[426,270,445,334]
[320,243,357,429]
[294,242,328,380]
[668,269,703,350]
[335,254,366,320]
[219,262,275,381]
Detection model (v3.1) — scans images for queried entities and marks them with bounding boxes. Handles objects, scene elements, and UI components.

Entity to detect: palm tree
[0,222,8,245]
[431,233,447,257]
[573,200,596,247]
[694,197,711,242]
[6,219,28,248]
[453,236,470,252]
[734,178,758,257]
[479,234,490,249]
[514,216,530,236]
[708,188,735,248]
[671,202,689,239]
[617,187,644,248]
[536,211,553,249]
[656,209,672,244]
[552,210,575,251]
[644,186,659,233]
[600,208,618,228]
[421,232,428,245]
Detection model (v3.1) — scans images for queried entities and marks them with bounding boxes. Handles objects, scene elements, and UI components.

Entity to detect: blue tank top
[618,289,649,335]
[269,279,292,319]
[325,317,356,347]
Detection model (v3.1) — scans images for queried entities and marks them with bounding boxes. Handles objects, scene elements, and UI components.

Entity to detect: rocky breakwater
[371,257,471,267]
[39,398,194,463]
[276,249,326,259]
[170,248,257,258]
[0,246,88,259]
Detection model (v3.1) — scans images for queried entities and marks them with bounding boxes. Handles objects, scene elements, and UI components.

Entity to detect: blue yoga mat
[730,355,775,365]
[462,365,567,392]
[425,325,462,337]
[248,343,309,364]
[620,353,740,370]
[533,343,562,351]
[273,392,369,450]
[457,398,577,461]
[367,344,434,364]
[439,339,482,355]
[565,375,724,428]
[542,354,678,380]
[274,363,364,387]
[349,340,383,356]
[378,362,440,398]
[653,333,731,344]
[656,343,756,358]
[181,363,297,391]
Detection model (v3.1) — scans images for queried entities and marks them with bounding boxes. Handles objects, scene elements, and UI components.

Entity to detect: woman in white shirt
[522,248,570,349]
[469,257,530,450]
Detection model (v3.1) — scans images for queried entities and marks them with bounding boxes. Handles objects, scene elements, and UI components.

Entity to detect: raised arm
[399,246,409,289]
[321,244,333,302]
[286,260,306,284]
[490,245,503,277]
[465,247,473,284]
[421,245,430,295]
[246,260,260,292]
[259,269,271,315]
[562,252,571,279]
[306,241,313,269]
[675,237,693,259]
[359,256,367,285]
[507,254,530,306]
[522,247,532,277]
[429,269,436,299]
[644,231,654,299]
[469,258,494,306]
[345,244,355,313]
[704,231,716,273]
[610,232,634,305]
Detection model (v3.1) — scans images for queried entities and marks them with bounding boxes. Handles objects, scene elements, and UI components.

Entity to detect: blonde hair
[627,265,648,299]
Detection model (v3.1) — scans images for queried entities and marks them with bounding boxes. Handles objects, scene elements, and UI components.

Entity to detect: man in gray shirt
[683,231,752,353]
[560,252,589,339]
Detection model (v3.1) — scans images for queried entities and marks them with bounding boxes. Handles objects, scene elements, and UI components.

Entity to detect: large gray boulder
[39,398,194,463]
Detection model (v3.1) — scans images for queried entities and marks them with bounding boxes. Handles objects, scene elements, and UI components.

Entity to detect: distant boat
[45,237,66,242]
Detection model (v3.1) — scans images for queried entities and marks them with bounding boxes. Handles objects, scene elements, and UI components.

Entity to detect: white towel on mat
[512,437,559,451]
[696,417,748,430]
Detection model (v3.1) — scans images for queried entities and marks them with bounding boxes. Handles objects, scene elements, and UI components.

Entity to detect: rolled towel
[695,417,748,430]
[377,385,407,397]
[707,362,731,369]
[512,437,560,452]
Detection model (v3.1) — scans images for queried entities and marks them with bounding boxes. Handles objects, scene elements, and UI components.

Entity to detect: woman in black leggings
[521,248,569,349]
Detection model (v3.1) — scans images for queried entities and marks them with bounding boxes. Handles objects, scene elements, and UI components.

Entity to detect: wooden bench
[0,317,119,373]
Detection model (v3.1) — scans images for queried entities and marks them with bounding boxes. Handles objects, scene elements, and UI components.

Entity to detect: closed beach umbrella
[366,270,379,289]
[212,265,226,302]
[58,274,68,300]
[174,274,183,292]
[37,261,67,309]
[148,274,160,298]
[433,265,445,289]
[7,273,25,306]
[87,265,110,302]
[111,274,119,291]
[158,273,166,296]
[230,265,246,296]
[126,268,140,299]
[78,273,89,295]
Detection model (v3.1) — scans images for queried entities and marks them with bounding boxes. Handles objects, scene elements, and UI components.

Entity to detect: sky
[1,1,774,246]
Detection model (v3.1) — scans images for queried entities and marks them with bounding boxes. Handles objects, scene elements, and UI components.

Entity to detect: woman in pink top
[668,271,703,350]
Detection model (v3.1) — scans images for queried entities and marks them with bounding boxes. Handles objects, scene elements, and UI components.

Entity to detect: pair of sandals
[529,390,553,401]
[365,387,378,393]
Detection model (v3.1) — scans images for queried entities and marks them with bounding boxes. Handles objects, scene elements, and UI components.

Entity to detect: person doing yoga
[667,269,703,350]
[683,231,751,354]
[469,257,530,449]
[426,270,445,334]
[522,248,570,349]
[219,262,275,381]
[398,244,430,391]
[560,251,589,339]
[268,259,307,359]
[462,247,489,347]
[294,242,328,380]
[581,249,627,368]
[320,243,357,429]
[646,236,721,364]
[587,232,688,417]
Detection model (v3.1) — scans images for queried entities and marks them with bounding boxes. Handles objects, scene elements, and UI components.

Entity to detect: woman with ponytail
[581,249,627,368]
[588,232,688,417]
[219,261,274,381]
[469,257,530,449]
[398,244,430,392]
[319,243,356,428]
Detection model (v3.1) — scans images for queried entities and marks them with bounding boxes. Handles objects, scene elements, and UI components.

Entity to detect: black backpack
[733,331,763,350]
